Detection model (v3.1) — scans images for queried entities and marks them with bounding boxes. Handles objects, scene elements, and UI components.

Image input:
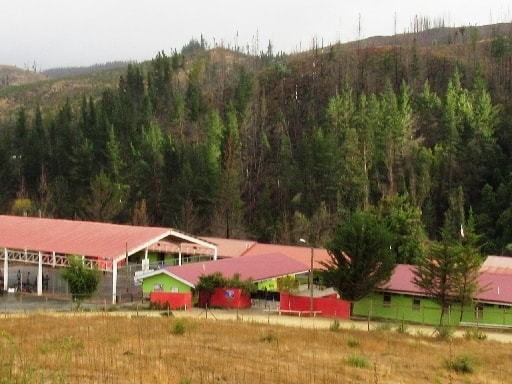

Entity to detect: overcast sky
[1,0,511,70]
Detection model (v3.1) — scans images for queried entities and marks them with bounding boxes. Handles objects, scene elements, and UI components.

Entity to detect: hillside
[0,23,508,118]
[0,65,124,124]
[0,64,48,86]
[0,22,512,252]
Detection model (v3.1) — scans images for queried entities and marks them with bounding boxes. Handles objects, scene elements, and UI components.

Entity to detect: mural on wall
[153,283,163,291]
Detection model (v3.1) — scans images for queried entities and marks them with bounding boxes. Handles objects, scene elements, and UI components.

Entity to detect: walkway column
[142,248,149,272]
[178,244,182,266]
[112,261,117,305]
[3,248,8,291]
[37,251,43,296]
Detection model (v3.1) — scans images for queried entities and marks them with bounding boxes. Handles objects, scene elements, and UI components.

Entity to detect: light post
[300,238,314,317]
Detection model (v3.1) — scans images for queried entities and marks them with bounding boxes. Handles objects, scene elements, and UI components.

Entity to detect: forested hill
[1,23,512,258]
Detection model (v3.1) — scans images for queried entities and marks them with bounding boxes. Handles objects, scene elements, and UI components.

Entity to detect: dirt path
[172,307,512,343]
[2,294,512,343]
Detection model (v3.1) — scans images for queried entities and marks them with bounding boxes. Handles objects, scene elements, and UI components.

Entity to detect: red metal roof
[240,243,332,270]
[148,237,256,258]
[475,272,512,304]
[0,215,172,261]
[161,252,309,286]
[380,261,512,305]
[201,237,258,257]
[148,237,331,270]
[480,255,512,275]
[379,264,424,295]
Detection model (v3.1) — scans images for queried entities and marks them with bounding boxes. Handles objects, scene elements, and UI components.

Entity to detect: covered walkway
[0,215,217,303]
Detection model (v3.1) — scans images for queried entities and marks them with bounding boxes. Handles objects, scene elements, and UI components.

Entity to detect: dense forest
[1,23,512,259]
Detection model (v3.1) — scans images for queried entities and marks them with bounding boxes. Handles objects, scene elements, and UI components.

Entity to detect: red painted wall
[150,291,192,310]
[280,292,350,319]
[199,288,251,309]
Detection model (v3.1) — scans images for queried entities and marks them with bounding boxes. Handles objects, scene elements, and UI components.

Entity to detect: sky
[1,0,511,70]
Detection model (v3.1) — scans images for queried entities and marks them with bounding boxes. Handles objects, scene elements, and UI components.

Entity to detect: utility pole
[309,245,314,317]
[300,238,315,317]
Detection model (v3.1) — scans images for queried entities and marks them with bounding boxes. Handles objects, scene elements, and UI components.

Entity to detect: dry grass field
[1,311,511,384]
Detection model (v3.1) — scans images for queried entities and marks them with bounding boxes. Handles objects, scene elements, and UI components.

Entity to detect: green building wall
[353,293,512,326]
[142,273,192,296]
[257,278,278,292]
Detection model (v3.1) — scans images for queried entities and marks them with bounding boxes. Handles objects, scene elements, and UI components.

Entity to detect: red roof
[381,261,512,305]
[148,237,256,258]
[379,264,424,295]
[240,243,332,270]
[160,252,309,287]
[480,255,512,275]
[201,237,257,257]
[0,215,171,261]
[475,272,512,304]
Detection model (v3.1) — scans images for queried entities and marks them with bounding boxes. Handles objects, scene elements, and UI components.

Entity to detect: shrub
[445,355,475,374]
[346,354,370,369]
[172,319,186,336]
[330,318,341,332]
[434,325,454,339]
[347,336,360,347]
[463,328,487,341]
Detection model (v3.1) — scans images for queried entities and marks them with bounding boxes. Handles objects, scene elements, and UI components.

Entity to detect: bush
[330,318,341,332]
[346,354,370,369]
[61,256,101,304]
[434,325,454,339]
[347,336,360,347]
[445,355,475,374]
[463,328,487,341]
[172,319,186,336]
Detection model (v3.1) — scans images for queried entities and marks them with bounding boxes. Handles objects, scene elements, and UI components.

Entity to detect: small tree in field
[61,256,101,308]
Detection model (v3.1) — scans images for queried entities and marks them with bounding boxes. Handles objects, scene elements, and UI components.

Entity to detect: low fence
[280,292,350,319]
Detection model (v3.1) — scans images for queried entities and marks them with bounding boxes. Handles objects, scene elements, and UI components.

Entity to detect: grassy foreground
[0,312,511,383]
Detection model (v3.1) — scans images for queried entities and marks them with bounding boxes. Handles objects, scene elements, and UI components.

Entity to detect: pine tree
[454,209,486,321]
[413,227,459,325]
[321,209,395,313]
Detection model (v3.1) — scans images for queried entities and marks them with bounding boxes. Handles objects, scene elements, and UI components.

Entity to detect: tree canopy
[61,256,102,304]
[2,27,512,252]
[320,210,396,304]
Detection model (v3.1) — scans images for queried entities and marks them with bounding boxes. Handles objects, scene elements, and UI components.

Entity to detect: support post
[300,238,314,317]
[112,261,118,305]
[309,245,314,317]
[142,248,149,272]
[37,251,43,296]
[3,248,8,292]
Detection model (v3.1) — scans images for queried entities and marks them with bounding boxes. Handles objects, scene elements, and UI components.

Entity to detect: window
[383,292,391,307]
[412,296,421,311]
